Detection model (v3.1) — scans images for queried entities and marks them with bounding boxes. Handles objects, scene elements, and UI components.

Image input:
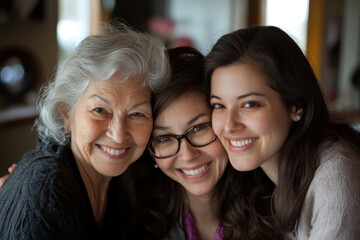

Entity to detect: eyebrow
[153,113,207,131]
[210,92,265,101]
[130,101,152,110]
[90,94,110,104]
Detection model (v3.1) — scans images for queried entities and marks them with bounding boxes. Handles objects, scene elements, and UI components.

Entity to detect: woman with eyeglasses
[0,45,282,239]
[126,46,281,240]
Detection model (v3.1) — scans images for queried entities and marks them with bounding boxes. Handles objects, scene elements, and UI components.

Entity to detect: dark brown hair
[137,46,281,239]
[205,25,360,233]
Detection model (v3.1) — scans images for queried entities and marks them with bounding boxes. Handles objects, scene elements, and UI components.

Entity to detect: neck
[260,156,278,184]
[185,191,220,240]
[75,158,111,226]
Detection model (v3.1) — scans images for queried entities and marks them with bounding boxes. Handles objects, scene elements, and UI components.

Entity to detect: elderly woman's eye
[93,107,106,113]
[130,112,145,117]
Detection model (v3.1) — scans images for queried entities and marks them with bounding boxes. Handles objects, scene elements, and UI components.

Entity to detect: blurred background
[0,0,359,175]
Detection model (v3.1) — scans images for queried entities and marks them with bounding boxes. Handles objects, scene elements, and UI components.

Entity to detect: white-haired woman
[0,22,169,240]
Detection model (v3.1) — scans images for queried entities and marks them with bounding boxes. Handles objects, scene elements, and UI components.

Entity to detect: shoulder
[297,140,360,239]
[314,140,360,187]
[0,143,93,239]
[307,141,360,199]
[2,143,79,195]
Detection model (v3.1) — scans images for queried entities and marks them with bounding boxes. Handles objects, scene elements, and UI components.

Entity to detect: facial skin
[152,91,228,196]
[210,63,298,183]
[61,75,153,180]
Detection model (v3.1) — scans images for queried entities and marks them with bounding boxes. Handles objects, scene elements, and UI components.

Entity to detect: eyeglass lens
[149,123,215,158]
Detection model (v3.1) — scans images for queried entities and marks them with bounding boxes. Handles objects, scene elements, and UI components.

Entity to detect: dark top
[0,139,124,240]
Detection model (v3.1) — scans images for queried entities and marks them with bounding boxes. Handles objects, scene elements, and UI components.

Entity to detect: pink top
[182,204,224,240]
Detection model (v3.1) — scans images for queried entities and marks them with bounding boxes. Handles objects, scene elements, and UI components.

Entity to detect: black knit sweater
[0,140,108,240]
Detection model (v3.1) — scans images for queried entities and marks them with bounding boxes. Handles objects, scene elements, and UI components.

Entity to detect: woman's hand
[0,163,17,189]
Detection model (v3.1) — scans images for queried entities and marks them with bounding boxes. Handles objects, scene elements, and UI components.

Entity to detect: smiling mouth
[100,145,126,156]
[229,138,257,147]
[181,164,208,176]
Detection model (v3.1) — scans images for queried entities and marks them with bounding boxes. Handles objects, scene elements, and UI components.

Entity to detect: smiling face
[210,63,297,179]
[62,75,153,179]
[152,91,228,197]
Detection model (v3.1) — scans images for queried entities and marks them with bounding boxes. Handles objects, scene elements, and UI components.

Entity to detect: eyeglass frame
[148,122,217,159]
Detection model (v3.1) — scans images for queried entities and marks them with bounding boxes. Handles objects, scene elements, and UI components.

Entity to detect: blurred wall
[0,0,58,175]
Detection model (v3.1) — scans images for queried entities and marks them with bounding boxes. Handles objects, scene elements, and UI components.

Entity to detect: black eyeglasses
[148,122,216,159]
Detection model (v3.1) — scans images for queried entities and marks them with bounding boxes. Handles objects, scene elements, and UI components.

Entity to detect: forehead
[155,92,211,124]
[84,75,151,100]
[211,63,271,92]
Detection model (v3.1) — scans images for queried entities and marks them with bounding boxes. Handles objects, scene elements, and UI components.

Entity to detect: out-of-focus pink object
[148,17,174,36]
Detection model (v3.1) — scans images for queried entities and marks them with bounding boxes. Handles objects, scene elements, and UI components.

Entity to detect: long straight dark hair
[205,25,360,233]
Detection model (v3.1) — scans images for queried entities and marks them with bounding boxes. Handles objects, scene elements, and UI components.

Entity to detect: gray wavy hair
[36,22,170,145]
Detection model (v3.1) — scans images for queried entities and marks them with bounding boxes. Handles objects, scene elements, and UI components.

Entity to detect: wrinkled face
[152,92,228,197]
[210,63,297,173]
[63,75,153,178]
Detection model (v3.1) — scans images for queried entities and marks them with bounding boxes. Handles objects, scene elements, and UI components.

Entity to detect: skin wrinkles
[60,75,153,223]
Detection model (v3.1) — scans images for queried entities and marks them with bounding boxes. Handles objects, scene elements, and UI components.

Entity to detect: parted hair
[205,25,360,234]
[36,21,170,144]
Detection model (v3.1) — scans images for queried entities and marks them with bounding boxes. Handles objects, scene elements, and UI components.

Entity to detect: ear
[59,103,71,131]
[290,105,303,121]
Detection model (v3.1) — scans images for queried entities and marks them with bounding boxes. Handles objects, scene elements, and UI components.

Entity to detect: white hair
[36,22,170,144]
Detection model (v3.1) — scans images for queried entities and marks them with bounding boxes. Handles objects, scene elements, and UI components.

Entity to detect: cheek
[251,115,273,134]
[211,141,228,165]
[211,112,224,136]
[79,119,105,143]
[155,158,174,172]
[71,115,97,144]
[253,111,290,140]
[132,122,153,146]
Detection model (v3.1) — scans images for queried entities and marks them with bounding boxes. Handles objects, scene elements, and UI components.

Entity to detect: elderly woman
[0,22,169,239]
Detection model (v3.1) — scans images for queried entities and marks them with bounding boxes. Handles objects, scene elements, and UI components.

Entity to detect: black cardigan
[0,140,108,240]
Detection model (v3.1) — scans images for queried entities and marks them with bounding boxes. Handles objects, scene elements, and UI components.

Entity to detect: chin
[97,165,129,177]
[186,184,215,197]
[229,159,259,172]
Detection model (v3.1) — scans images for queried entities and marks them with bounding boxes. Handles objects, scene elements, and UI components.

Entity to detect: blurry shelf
[0,105,37,125]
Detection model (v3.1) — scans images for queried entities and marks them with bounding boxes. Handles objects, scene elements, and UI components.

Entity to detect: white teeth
[182,165,207,176]
[230,138,256,147]
[101,146,125,156]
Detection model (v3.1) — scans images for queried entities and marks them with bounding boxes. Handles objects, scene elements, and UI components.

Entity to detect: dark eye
[193,124,207,133]
[157,135,171,143]
[212,103,224,110]
[93,107,106,113]
[243,102,259,108]
[130,112,145,117]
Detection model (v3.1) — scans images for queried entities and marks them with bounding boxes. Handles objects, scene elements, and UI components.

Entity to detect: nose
[107,117,129,143]
[223,108,245,133]
[177,139,200,161]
